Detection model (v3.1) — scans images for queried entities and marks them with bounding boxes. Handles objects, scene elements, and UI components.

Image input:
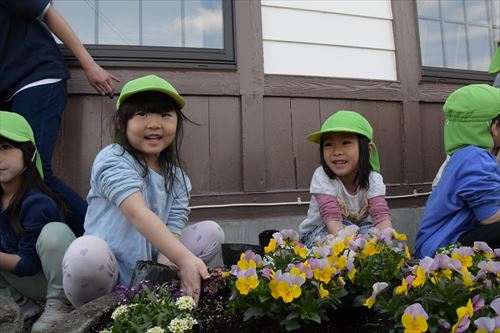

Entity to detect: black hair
[0,137,66,236]
[319,133,372,190]
[114,91,193,192]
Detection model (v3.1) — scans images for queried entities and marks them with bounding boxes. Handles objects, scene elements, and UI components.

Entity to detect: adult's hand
[84,64,120,98]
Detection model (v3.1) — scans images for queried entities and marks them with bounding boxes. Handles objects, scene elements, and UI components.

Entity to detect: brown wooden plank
[61,95,103,197]
[263,97,296,190]
[265,75,402,100]
[291,98,321,189]
[419,103,446,181]
[236,0,266,192]
[208,96,242,192]
[67,68,240,96]
[181,96,211,194]
[418,82,465,102]
[319,99,353,123]
[391,0,425,184]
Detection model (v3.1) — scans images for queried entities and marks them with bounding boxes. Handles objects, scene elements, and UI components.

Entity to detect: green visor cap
[116,74,186,110]
[0,111,44,178]
[307,110,381,172]
[443,84,500,155]
[489,46,500,74]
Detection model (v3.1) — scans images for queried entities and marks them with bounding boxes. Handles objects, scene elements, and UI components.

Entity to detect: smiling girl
[62,75,224,307]
[299,111,392,246]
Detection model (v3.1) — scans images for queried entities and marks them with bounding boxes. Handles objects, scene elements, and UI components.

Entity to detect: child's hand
[177,254,209,304]
[326,220,344,235]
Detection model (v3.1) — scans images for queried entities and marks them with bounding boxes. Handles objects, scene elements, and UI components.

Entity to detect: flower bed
[95,227,499,333]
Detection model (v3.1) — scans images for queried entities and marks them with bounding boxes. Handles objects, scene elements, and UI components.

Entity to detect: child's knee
[36,222,75,254]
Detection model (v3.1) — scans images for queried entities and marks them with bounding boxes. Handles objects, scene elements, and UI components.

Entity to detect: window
[53,0,235,68]
[416,0,499,81]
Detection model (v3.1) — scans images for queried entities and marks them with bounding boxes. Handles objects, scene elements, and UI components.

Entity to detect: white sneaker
[31,298,74,333]
[17,296,42,321]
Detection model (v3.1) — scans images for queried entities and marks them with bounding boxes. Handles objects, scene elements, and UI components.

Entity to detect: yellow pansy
[294,245,307,259]
[237,259,256,271]
[264,239,276,254]
[235,276,259,295]
[401,313,428,333]
[313,266,336,284]
[277,281,301,303]
[348,268,356,282]
[395,278,408,296]
[361,239,379,259]
[412,267,426,288]
[319,284,329,298]
[289,267,306,280]
[331,241,345,256]
[363,296,376,309]
[452,253,472,268]
[335,255,347,270]
[392,230,407,241]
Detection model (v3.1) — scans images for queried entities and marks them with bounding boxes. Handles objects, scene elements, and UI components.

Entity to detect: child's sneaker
[31,298,74,333]
[17,296,41,321]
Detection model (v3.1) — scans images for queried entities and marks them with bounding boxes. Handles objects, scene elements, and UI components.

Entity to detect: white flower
[175,296,196,311]
[111,304,129,320]
[184,314,198,329]
[168,317,190,333]
[98,330,112,333]
[146,327,165,333]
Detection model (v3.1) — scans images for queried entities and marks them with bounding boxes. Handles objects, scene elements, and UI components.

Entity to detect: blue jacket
[415,146,500,258]
[0,0,70,100]
[0,189,62,276]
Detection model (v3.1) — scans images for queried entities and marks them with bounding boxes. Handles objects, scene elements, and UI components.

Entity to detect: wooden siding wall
[52,0,480,220]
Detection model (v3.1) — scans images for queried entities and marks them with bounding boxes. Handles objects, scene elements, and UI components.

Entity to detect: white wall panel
[261,0,397,80]
[262,6,394,50]
[261,0,393,19]
[263,41,397,81]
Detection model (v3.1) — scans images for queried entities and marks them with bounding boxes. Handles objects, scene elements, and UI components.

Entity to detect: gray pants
[63,220,225,307]
[0,222,76,302]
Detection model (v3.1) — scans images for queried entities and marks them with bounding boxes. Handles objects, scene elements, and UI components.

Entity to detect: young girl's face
[126,110,178,167]
[322,132,359,187]
[0,141,25,189]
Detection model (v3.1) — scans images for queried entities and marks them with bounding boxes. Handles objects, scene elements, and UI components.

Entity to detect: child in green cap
[415,84,500,259]
[299,111,392,246]
[0,111,76,331]
[62,75,224,307]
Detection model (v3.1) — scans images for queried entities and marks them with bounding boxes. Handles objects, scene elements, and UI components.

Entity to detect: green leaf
[243,307,264,321]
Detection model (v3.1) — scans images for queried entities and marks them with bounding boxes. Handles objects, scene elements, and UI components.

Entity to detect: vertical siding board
[208,97,242,192]
[350,100,404,184]
[182,96,211,194]
[319,99,352,122]
[291,98,321,189]
[263,97,296,190]
[61,96,103,196]
[420,103,446,181]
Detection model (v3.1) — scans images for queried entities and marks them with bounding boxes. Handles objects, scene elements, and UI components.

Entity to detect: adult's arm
[42,5,119,97]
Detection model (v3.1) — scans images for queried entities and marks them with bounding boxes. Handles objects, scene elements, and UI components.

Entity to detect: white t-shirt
[299,166,386,234]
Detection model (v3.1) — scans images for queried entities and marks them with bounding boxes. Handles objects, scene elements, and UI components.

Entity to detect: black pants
[458,222,500,249]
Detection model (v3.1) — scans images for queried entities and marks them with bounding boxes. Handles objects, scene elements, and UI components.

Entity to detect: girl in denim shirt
[63,75,224,307]
[0,111,76,331]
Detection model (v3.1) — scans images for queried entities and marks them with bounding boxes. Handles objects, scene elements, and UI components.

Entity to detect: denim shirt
[84,144,191,285]
[0,189,61,276]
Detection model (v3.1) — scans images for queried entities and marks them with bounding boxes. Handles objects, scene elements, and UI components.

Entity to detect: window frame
[59,0,236,69]
[416,0,498,83]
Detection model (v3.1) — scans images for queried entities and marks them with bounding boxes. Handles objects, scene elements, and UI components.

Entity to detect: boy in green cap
[299,110,392,246]
[0,111,76,331]
[415,84,500,258]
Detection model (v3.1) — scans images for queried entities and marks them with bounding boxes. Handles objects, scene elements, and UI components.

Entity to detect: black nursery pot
[221,243,261,266]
